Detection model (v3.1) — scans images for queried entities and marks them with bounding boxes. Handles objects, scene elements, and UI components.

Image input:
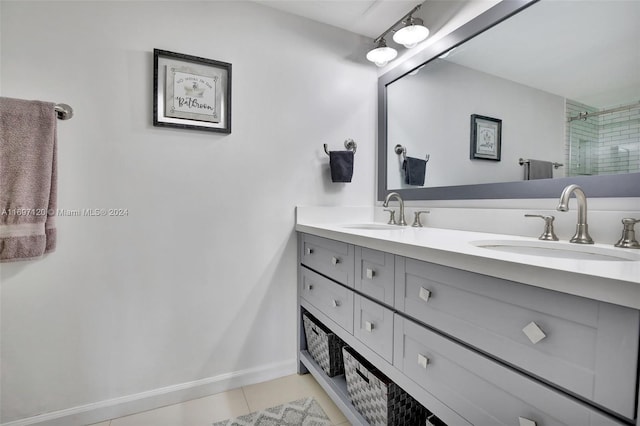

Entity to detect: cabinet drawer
[300,267,354,334]
[301,234,355,287]
[355,247,395,306]
[394,316,625,426]
[353,294,394,363]
[395,257,639,419]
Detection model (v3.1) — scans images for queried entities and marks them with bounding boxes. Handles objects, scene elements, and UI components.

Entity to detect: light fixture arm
[373,4,422,43]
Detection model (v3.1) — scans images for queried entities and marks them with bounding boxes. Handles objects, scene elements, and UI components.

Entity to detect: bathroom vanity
[296,212,640,425]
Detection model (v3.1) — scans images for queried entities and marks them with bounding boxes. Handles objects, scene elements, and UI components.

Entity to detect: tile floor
[89,373,350,426]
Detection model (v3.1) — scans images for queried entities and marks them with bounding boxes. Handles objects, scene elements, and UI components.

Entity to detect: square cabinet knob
[417,353,429,369]
[331,257,340,265]
[419,287,431,302]
[366,268,375,279]
[522,321,546,344]
[518,417,537,426]
[365,321,374,332]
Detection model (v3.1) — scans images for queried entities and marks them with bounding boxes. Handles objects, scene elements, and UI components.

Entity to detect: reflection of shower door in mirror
[577,139,593,175]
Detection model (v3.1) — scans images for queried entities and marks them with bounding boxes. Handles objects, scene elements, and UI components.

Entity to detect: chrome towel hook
[323,138,357,156]
[394,144,407,160]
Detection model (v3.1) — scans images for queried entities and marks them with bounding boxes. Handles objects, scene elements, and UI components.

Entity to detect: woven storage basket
[343,346,426,425]
[302,311,346,377]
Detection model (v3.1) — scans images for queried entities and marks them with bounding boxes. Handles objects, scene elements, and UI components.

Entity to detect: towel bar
[323,139,357,156]
[54,103,73,120]
[518,158,563,169]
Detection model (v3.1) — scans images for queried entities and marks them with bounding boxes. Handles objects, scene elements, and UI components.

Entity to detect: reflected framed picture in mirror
[470,114,501,161]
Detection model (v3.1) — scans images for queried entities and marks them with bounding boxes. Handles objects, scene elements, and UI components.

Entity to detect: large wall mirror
[377,0,640,200]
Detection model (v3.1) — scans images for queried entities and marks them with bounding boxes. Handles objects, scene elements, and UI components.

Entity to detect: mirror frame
[377,0,640,201]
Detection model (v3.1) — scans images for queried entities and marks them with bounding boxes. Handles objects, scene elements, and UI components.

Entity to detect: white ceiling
[254,0,423,39]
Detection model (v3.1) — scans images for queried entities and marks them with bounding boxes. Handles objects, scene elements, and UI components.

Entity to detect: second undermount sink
[340,223,401,231]
[472,240,640,262]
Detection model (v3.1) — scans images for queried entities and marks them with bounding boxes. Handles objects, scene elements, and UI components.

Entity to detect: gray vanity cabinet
[300,266,354,334]
[394,316,622,426]
[301,233,355,287]
[355,247,395,306]
[354,294,394,363]
[394,257,640,419]
[297,233,635,425]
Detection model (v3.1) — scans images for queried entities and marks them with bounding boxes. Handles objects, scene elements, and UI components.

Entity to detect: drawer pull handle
[305,248,314,255]
[355,368,370,384]
[331,256,340,265]
[365,321,375,332]
[518,417,537,426]
[331,299,340,308]
[522,322,546,344]
[366,268,376,279]
[419,287,431,302]
[417,353,429,369]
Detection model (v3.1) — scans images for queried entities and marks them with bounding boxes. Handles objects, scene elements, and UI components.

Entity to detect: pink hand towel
[0,97,57,262]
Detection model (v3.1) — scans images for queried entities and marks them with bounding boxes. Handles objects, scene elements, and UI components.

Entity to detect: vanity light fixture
[393,15,429,48]
[366,4,428,67]
[366,38,397,67]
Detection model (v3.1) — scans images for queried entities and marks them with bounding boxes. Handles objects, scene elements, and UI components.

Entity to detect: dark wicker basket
[343,346,428,425]
[302,311,345,377]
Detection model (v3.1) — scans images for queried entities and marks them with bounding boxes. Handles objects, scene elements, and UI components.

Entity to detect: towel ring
[324,139,357,156]
[395,144,430,162]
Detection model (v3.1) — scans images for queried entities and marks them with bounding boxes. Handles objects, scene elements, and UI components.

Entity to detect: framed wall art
[470,114,501,161]
[153,49,231,133]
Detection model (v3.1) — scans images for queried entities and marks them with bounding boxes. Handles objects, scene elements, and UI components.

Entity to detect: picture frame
[470,114,501,161]
[153,49,231,133]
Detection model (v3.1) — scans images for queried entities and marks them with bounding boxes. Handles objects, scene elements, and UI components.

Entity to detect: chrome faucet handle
[614,218,640,249]
[525,214,559,241]
[412,211,430,227]
[384,209,397,225]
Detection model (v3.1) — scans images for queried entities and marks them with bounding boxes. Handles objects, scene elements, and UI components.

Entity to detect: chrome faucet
[556,184,594,244]
[383,192,407,226]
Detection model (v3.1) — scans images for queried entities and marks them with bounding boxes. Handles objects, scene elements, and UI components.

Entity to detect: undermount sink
[472,240,640,262]
[340,223,401,230]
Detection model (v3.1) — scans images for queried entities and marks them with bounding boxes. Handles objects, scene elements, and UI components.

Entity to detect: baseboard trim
[2,359,297,426]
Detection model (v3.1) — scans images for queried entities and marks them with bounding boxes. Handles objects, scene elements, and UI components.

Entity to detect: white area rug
[212,397,331,426]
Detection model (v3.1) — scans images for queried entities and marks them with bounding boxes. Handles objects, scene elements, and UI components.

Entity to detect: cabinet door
[355,247,395,306]
[301,234,355,287]
[395,257,639,419]
[300,266,354,334]
[353,295,394,363]
[394,316,625,426]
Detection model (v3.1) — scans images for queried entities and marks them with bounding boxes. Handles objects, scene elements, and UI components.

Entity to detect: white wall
[0,1,376,423]
[387,60,565,189]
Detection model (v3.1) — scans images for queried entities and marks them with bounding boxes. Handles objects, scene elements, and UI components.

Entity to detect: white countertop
[296,218,640,310]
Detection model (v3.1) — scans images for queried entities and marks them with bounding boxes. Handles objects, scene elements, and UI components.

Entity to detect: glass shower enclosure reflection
[568,100,640,177]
